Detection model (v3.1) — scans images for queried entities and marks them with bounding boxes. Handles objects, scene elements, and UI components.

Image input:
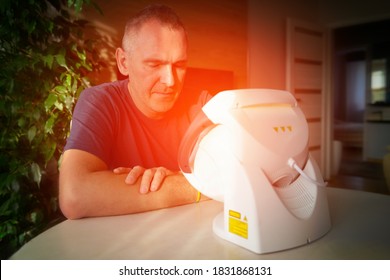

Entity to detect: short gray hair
[122,4,187,52]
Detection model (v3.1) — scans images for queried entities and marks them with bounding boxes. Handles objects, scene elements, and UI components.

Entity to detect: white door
[286,18,332,179]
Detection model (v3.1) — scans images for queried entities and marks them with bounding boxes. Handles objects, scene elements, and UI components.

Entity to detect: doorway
[333,50,365,160]
[330,20,389,194]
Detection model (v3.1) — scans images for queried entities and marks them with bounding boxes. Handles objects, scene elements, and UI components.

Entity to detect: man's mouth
[153,91,176,97]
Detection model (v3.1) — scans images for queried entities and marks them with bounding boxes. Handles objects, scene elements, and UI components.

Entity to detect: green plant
[0,0,104,259]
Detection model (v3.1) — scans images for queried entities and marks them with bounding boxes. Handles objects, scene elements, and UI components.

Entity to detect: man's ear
[116,47,130,76]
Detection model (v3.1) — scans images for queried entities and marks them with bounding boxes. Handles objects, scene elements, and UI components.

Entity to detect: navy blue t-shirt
[64,79,211,170]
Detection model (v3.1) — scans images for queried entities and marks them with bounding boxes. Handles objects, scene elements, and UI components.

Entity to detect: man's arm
[59,149,200,219]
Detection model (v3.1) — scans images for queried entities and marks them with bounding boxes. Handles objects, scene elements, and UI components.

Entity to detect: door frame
[286,18,333,179]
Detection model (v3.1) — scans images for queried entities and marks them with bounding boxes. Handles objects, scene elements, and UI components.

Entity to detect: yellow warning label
[228,210,248,239]
[229,210,241,219]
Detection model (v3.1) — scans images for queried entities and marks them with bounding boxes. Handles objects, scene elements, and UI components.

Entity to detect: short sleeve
[64,87,116,164]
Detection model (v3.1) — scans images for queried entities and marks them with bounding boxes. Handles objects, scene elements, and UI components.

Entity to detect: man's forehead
[136,20,186,40]
[133,21,187,58]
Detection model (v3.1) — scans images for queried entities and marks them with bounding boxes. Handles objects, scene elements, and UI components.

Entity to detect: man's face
[124,20,188,119]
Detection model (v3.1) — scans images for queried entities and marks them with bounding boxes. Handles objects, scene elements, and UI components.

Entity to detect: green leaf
[67,0,75,9]
[65,74,72,89]
[7,79,14,94]
[27,126,36,143]
[43,54,54,69]
[30,162,41,185]
[54,100,63,111]
[55,53,66,68]
[44,93,57,111]
[17,117,26,128]
[54,85,67,94]
[0,199,15,216]
[69,0,86,13]
[32,109,41,121]
[71,76,78,94]
[27,20,36,34]
[43,141,56,163]
[77,50,86,61]
[64,95,74,112]
[44,114,57,134]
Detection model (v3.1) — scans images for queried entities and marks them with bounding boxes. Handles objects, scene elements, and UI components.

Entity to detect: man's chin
[152,94,178,108]
[151,101,176,115]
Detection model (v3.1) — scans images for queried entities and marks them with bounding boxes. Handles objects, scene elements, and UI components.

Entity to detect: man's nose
[160,65,175,87]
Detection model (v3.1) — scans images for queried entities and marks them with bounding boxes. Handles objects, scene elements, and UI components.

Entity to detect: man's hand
[113,166,176,194]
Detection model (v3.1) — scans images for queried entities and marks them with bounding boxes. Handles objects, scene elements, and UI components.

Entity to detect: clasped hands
[113,166,176,194]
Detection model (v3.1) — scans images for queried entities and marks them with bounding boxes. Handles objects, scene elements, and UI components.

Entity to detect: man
[59,4,210,219]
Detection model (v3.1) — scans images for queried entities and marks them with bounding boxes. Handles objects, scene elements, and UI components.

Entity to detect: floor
[327,146,389,195]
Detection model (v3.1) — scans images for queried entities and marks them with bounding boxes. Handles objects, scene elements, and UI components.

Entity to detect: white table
[10,188,390,259]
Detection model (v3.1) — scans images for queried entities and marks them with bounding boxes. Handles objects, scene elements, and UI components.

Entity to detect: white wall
[247,0,320,89]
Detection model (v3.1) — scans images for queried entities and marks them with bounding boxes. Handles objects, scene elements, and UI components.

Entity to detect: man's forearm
[59,166,198,219]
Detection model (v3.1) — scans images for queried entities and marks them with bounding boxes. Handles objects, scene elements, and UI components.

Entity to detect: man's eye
[147,63,160,68]
[174,62,187,69]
